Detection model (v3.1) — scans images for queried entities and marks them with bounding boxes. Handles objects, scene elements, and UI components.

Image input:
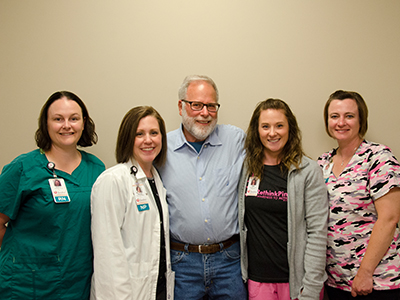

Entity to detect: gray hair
[178,75,219,102]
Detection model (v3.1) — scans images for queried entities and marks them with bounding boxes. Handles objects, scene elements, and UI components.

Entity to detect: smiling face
[258,109,289,164]
[133,115,162,173]
[327,98,360,143]
[47,97,84,151]
[179,81,218,142]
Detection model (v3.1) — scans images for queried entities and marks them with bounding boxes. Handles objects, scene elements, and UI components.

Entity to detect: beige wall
[1,1,399,169]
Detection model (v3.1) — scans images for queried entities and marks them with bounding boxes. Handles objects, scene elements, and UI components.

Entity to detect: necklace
[338,145,359,166]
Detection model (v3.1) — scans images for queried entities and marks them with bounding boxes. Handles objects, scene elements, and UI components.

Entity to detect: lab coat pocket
[11,255,61,300]
[130,275,150,299]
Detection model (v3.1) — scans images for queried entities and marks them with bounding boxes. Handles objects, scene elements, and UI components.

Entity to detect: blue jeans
[171,241,247,300]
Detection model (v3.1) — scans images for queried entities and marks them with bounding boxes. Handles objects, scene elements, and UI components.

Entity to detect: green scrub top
[0,149,105,299]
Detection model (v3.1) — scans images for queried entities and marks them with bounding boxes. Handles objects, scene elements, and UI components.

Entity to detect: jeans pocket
[222,242,240,260]
[170,249,186,265]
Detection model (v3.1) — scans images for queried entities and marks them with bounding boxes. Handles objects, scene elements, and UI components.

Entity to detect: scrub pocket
[11,255,61,300]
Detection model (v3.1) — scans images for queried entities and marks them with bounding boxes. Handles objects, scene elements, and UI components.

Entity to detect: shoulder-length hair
[35,91,97,151]
[115,106,167,166]
[244,98,304,179]
[324,90,368,138]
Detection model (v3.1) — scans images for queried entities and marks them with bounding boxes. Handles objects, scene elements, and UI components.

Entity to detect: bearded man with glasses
[158,75,247,300]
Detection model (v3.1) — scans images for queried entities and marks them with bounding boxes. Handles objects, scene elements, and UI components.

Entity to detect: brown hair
[244,98,304,179]
[115,106,167,166]
[324,90,368,138]
[35,91,97,151]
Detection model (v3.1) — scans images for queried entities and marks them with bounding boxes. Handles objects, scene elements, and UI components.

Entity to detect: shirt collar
[330,139,367,158]
[172,124,222,151]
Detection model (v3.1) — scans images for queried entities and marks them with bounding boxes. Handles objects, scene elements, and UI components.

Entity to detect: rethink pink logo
[257,190,288,201]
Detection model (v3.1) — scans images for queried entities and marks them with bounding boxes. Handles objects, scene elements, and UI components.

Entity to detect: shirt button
[202,198,205,202]
[199,177,202,181]
[205,219,208,223]
[207,238,210,241]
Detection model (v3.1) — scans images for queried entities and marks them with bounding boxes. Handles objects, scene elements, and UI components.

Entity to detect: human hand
[350,269,373,297]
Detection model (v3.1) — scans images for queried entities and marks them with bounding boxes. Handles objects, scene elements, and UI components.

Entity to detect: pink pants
[248,280,324,300]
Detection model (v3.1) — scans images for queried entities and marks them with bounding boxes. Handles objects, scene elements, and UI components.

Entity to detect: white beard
[181,106,217,141]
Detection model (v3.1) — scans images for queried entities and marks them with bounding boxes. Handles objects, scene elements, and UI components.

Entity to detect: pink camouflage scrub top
[318,140,400,292]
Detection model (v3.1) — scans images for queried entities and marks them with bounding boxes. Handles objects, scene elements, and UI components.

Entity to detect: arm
[0,212,10,247]
[351,187,400,297]
[91,171,133,300]
[0,157,24,247]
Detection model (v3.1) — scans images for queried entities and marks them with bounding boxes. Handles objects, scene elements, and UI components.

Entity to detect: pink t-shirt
[318,140,400,291]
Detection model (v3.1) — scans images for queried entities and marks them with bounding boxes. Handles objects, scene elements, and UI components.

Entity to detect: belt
[170,235,239,254]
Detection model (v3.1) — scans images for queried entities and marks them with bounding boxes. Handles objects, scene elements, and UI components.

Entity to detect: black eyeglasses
[181,100,220,112]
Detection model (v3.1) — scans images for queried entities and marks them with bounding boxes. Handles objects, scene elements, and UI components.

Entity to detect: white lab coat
[90,160,174,300]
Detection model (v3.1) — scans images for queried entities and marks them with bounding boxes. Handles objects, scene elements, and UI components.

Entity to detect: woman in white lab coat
[90,106,174,300]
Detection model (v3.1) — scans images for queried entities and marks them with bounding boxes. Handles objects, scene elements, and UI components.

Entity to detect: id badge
[323,162,334,183]
[246,176,260,196]
[134,182,149,212]
[48,178,71,203]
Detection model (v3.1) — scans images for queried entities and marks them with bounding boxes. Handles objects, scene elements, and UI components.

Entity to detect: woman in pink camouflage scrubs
[318,90,400,300]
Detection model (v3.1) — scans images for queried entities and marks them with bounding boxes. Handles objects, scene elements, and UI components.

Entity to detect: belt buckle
[198,244,210,253]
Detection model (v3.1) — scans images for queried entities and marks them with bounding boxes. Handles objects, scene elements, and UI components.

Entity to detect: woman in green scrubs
[0,91,105,299]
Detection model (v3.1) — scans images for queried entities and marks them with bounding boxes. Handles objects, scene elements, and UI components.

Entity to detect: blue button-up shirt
[158,124,245,244]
